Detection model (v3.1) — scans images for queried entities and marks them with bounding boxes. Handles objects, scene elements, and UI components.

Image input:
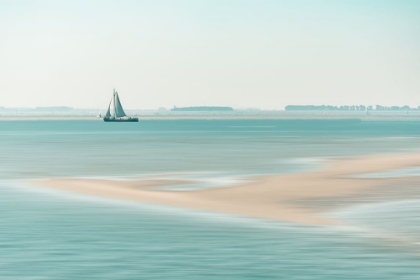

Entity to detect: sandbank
[28,153,420,226]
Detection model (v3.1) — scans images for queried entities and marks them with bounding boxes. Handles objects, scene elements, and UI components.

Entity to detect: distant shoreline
[1,114,420,121]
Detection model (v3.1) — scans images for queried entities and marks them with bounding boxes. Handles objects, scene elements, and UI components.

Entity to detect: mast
[113,89,117,119]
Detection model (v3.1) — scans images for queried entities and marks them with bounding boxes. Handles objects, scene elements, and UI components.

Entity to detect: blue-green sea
[1,119,420,279]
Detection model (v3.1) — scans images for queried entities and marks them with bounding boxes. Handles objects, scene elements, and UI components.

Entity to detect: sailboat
[103,89,139,122]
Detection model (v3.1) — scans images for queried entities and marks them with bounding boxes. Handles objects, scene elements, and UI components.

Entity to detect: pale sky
[1,0,419,109]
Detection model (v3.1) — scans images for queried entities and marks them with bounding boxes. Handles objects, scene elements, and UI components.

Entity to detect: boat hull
[103,117,139,122]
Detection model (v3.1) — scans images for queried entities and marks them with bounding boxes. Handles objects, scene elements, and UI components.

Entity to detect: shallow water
[354,167,420,178]
[1,119,420,279]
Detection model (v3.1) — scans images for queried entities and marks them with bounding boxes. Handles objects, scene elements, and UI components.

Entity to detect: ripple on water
[1,182,420,279]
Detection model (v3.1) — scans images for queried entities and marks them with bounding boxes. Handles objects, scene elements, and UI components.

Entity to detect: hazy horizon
[2,0,420,109]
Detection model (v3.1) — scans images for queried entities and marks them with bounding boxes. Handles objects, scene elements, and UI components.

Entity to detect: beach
[29,153,420,226]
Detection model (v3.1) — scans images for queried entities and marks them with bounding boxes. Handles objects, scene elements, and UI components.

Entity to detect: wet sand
[28,153,420,226]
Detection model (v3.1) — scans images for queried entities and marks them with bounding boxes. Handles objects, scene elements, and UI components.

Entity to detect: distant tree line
[285,105,418,111]
[374,105,412,111]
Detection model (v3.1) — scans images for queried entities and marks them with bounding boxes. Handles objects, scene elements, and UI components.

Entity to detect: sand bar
[28,153,420,226]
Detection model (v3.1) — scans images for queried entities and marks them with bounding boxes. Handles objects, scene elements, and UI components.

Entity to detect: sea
[0,119,419,279]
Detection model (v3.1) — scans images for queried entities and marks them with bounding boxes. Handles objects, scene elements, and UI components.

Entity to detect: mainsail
[114,92,127,118]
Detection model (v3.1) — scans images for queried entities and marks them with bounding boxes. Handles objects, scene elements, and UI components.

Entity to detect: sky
[1,0,420,109]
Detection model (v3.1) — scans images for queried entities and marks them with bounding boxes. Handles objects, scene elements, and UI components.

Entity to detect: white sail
[103,89,137,122]
[105,98,112,118]
[114,92,127,118]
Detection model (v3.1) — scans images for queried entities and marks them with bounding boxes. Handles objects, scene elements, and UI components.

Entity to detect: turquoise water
[1,119,420,279]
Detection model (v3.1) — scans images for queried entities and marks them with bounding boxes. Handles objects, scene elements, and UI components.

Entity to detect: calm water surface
[0,119,419,279]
